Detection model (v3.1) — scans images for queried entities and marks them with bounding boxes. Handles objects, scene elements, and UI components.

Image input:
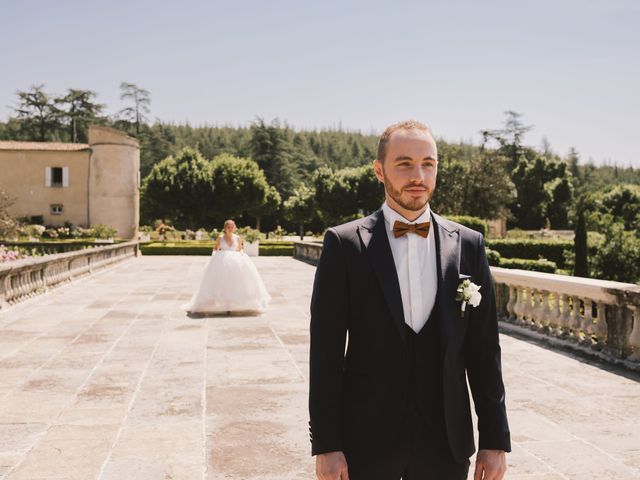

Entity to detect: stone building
[0,126,140,239]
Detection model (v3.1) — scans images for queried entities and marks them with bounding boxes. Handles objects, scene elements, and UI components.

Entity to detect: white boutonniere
[456,279,482,317]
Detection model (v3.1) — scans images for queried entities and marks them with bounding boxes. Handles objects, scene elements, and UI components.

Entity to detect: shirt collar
[382,201,431,232]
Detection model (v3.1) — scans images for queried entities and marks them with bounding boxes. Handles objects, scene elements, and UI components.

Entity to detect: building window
[52,167,63,186]
[50,204,63,215]
[45,166,69,187]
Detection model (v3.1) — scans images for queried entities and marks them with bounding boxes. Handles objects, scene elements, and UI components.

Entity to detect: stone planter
[244,240,259,257]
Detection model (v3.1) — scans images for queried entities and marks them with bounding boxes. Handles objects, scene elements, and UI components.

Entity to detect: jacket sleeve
[465,233,511,452]
[308,228,349,455]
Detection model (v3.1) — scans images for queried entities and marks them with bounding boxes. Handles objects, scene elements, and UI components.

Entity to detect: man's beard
[383,176,433,212]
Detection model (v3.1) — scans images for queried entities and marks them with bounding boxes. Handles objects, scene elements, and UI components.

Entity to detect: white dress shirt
[381,201,438,333]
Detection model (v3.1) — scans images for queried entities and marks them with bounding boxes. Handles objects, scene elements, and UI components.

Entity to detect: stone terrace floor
[0,256,638,480]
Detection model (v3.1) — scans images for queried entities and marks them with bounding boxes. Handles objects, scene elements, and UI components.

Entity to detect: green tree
[468,151,516,219]
[591,220,640,283]
[0,188,19,239]
[209,153,275,227]
[118,82,151,135]
[249,185,282,231]
[573,202,588,277]
[600,184,640,233]
[140,147,213,228]
[249,119,297,197]
[12,84,62,141]
[284,185,318,239]
[57,89,105,143]
[545,176,574,229]
[509,155,573,229]
[313,165,384,226]
[481,111,533,170]
[436,150,515,219]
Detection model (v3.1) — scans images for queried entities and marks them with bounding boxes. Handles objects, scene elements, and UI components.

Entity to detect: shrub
[485,248,501,266]
[447,215,488,236]
[139,240,293,256]
[486,239,571,269]
[590,221,640,283]
[0,244,36,262]
[140,243,213,255]
[20,224,46,238]
[43,228,59,239]
[498,257,558,273]
[259,244,293,256]
[91,224,118,239]
[237,226,261,243]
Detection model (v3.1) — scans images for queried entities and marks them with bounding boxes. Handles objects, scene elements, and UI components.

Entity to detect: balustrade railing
[294,241,640,366]
[493,268,640,365]
[0,240,139,308]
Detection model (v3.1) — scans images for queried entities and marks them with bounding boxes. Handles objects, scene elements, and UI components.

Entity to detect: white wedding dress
[181,233,271,313]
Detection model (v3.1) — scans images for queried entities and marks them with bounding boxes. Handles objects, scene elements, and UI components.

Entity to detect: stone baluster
[593,301,607,348]
[0,273,8,308]
[539,290,553,333]
[528,289,540,329]
[582,298,594,346]
[568,295,582,339]
[628,305,640,362]
[506,285,517,322]
[520,287,531,326]
[550,293,562,336]
[513,286,526,325]
[557,293,570,337]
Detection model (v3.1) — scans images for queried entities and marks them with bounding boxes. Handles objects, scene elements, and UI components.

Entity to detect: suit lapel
[431,211,461,355]
[358,210,407,344]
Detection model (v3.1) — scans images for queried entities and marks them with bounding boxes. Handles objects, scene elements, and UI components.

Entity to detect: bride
[181,219,271,314]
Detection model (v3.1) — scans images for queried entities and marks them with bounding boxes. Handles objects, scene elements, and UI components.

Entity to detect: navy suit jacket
[308,209,511,463]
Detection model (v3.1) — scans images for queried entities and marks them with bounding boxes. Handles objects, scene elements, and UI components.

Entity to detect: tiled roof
[0,141,90,152]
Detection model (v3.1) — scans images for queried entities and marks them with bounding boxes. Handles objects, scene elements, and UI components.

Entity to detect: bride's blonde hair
[223,219,236,231]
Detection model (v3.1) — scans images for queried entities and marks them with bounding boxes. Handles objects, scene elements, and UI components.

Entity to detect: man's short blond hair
[376,120,432,162]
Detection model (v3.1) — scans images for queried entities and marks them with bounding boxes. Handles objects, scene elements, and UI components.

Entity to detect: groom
[309,120,510,479]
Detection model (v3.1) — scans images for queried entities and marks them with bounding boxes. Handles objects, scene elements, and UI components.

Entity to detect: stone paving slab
[0,256,638,479]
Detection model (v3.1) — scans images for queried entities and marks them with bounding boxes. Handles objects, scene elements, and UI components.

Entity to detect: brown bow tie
[392,220,430,238]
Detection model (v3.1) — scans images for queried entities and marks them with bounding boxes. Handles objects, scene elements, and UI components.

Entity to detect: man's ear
[372,159,384,182]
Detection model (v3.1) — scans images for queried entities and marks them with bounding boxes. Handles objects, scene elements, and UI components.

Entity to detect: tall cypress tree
[574,202,588,277]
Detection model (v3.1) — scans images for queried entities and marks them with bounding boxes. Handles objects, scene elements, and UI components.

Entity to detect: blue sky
[2,0,639,166]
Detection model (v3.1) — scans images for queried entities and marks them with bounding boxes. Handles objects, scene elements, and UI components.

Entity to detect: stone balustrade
[492,267,640,366]
[294,241,640,367]
[293,240,323,265]
[0,240,139,308]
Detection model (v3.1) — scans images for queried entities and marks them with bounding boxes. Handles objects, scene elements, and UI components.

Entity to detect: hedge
[486,239,572,269]
[259,245,293,256]
[139,241,293,256]
[498,257,558,273]
[140,243,213,255]
[447,215,488,236]
[485,248,501,266]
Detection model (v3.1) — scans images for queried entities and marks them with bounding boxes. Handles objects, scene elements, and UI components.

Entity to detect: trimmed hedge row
[139,242,293,256]
[486,248,501,266]
[260,245,293,256]
[485,247,556,272]
[498,257,558,273]
[486,239,572,269]
[447,215,488,236]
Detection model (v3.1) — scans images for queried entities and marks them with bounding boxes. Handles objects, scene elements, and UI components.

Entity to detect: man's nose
[409,164,425,183]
